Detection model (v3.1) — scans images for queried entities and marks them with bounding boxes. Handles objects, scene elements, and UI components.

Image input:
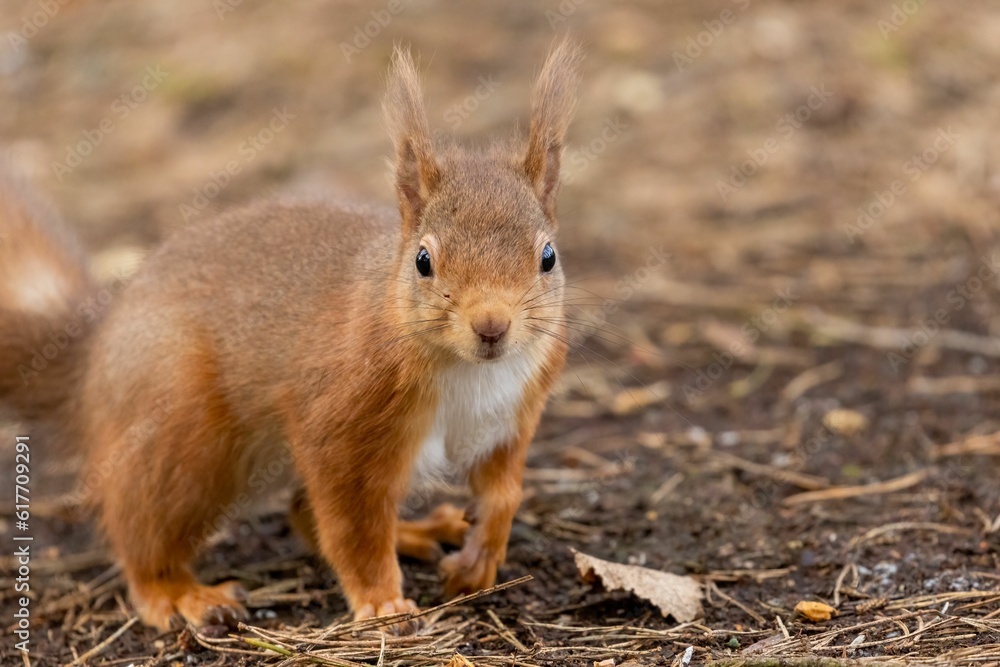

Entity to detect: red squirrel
[0,41,580,630]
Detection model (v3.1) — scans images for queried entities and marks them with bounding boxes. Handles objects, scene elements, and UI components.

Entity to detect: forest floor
[3,0,1000,665]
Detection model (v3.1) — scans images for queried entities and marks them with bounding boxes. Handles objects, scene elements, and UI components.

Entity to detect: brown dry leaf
[445,654,476,667]
[701,319,758,362]
[636,432,666,449]
[548,399,602,419]
[822,409,868,436]
[609,380,671,416]
[794,600,837,622]
[572,549,702,622]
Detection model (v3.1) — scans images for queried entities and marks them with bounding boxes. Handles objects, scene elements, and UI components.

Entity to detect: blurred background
[4,0,1000,664]
[5,1,995,281]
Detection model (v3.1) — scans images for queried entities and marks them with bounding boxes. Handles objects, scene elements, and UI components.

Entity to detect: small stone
[822,409,869,436]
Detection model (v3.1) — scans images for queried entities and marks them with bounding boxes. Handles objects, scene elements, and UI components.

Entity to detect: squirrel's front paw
[131,578,247,631]
[354,597,420,635]
[440,543,499,597]
[175,580,249,629]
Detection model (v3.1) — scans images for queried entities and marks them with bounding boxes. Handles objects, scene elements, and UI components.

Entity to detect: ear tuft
[524,38,583,222]
[384,46,440,232]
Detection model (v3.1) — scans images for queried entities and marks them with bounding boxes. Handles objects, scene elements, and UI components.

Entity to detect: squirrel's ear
[384,47,441,232]
[524,39,582,223]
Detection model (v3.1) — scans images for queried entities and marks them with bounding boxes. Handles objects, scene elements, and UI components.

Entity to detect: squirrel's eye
[541,243,556,273]
[416,247,432,277]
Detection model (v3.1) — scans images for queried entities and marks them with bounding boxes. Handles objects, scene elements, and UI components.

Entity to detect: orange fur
[0,40,581,631]
[290,488,469,562]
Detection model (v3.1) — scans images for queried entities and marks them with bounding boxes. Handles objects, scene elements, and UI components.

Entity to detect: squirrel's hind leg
[90,369,250,630]
[289,487,468,562]
[396,503,469,561]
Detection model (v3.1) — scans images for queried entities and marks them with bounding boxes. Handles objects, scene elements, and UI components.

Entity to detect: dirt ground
[3,0,1000,665]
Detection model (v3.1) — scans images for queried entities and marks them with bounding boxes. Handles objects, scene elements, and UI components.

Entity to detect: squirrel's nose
[473,317,509,345]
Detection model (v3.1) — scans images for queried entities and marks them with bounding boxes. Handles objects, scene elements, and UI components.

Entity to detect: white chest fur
[411,350,542,487]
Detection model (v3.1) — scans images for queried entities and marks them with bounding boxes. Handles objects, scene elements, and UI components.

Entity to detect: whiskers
[388,323,450,344]
[521,277,694,371]
[520,275,695,425]
[524,319,692,426]
[347,265,458,347]
[383,311,451,345]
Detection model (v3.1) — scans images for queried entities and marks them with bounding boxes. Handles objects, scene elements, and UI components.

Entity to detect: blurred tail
[0,167,95,428]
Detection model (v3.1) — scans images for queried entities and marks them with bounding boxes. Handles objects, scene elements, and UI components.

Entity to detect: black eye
[541,243,556,272]
[416,247,432,277]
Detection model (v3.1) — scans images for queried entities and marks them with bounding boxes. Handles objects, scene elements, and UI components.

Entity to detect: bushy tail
[0,167,95,428]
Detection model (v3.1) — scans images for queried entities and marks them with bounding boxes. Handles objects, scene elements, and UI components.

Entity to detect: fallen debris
[572,549,703,622]
[821,408,869,436]
[794,600,837,622]
[782,469,930,506]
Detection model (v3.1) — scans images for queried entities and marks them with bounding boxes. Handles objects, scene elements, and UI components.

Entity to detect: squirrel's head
[384,40,582,364]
